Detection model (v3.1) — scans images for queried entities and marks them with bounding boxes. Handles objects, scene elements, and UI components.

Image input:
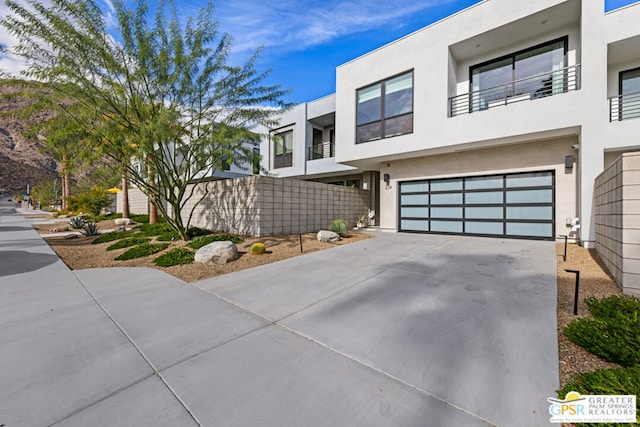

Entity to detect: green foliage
[114,243,169,261]
[66,186,113,216]
[138,222,174,237]
[558,366,640,427]
[81,222,100,236]
[250,242,265,255]
[1,0,291,240]
[92,230,134,244]
[69,216,85,229]
[329,219,348,236]
[187,234,244,249]
[564,295,640,367]
[106,236,151,251]
[130,214,152,223]
[153,248,194,267]
[156,232,180,241]
[186,227,212,239]
[30,179,60,207]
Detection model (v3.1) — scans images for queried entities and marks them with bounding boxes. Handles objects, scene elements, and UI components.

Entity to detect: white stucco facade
[263,0,640,247]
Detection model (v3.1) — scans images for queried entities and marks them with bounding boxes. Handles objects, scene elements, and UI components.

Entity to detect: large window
[620,67,640,120]
[470,37,567,112]
[273,130,293,169]
[356,71,413,143]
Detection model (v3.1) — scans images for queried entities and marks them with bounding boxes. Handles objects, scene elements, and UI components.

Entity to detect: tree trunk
[63,173,71,211]
[147,159,157,224]
[121,173,130,219]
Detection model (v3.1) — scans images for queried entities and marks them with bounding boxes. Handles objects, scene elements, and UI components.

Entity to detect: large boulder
[114,218,132,226]
[317,230,341,242]
[194,241,238,265]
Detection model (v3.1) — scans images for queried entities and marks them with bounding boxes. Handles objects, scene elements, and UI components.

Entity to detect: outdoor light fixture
[565,155,574,169]
[383,173,390,184]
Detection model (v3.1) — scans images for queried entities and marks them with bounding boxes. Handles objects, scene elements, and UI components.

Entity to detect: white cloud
[216,0,450,53]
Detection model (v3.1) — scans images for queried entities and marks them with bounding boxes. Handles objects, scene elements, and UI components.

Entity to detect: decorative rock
[52,226,70,233]
[114,226,127,233]
[64,234,79,240]
[114,218,132,226]
[194,241,238,265]
[317,230,341,242]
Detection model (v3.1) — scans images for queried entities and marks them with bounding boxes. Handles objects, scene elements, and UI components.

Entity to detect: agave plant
[69,216,85,229]
[82,222,100,236]
[329,219,348,236]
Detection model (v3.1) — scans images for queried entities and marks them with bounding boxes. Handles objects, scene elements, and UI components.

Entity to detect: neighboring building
[262,0,640,250]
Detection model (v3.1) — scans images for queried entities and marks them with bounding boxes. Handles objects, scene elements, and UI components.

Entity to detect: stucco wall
[379,137,579,239]
[117,177,370,237]
[594,152,640,296]
[116,188,150,215]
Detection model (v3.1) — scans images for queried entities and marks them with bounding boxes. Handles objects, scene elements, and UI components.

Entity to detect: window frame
[618,66,640,121]
[356,70,414,144]
[272,128,294,169]
[469,36,568,111]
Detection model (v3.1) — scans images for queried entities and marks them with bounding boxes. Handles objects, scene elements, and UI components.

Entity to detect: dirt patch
[556,243,623,387]
[43,220,371,283]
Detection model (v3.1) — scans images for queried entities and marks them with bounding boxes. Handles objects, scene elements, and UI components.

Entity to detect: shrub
[130,214,150,223]
[558,365,640,426]
[106,236,151,251]
[154,248,195,267]
[138,222,174,237]
[250,242,266,255]
[186,226,212,239]
[187,234,244,249]
[114,243,169,261]
[156,232,180,242]
[69,216,85,229]
[81,223,100,236]
[329,219,348,236]
[92,230,134,244]
[67,186,112,216]
[564,295,640,367]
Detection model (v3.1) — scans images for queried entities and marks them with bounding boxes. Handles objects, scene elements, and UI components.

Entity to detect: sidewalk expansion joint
[69,271,204,427]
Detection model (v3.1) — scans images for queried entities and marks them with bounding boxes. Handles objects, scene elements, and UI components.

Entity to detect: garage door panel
[399,171,554,240]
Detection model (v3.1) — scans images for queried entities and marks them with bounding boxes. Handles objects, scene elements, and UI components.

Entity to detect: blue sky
[1,0,639,104]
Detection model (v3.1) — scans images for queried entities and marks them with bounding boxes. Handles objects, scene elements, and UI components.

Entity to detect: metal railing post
[558,235,568,261]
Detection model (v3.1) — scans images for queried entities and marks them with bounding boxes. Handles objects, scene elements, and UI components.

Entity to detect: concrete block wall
[594,152,640,296]
[116,187,150,215]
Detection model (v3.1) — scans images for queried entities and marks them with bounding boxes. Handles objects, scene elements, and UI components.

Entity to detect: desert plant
[156,232,180,242]
[69,216,85,229]
[329,219,348,236]
[186,227,212,239]
[114,243,169,261]
[187,234,244,249]
[67,186,112,216]
[92,230,134,244]
[250,242,266,255]
[564,295,640,367]
[82,222,100,236]
[154,248,195,267]
[138,222,174,237]
[357,214,367,227]
[106,236,151,251]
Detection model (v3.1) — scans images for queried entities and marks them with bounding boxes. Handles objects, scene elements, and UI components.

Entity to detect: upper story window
[619,67,640,121]
[470,37,567,112]
[356,71,413,143]
[273,129,293,169]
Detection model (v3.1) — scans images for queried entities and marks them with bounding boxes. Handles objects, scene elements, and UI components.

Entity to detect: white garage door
[399,171,555,240]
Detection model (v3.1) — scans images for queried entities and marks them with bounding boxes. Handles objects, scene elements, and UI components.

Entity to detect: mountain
[0,80,59,195]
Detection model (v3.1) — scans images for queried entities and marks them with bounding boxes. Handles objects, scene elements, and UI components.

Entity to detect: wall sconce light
[383,173,390,184]
[565,155,574,169]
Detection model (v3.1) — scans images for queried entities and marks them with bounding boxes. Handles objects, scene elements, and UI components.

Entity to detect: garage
[398,171,555,240]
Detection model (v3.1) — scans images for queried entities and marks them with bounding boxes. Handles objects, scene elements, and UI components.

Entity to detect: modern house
[262,0,640,294]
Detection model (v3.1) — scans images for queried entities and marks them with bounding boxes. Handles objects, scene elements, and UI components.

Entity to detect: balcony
[609,91,640,122]
[307,141,335,161]
[449,65,581,117]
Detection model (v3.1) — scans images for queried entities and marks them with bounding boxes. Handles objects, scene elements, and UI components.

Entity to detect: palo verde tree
[2,0,290,240]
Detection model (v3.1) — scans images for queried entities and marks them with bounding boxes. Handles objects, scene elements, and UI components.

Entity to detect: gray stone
[194,241,238,265]
[64,234,79,240]
[114,226,127,233]
[52,226,70,233]
[317,230,341,242]
[114,218,132,226]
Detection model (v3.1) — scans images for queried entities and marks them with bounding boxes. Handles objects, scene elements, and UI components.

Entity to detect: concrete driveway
[1,201,558,426]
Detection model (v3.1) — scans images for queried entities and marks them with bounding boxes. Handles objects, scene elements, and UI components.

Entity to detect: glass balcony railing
[307,141,335,161]
[609,91,640,122]
[449,64,581,117]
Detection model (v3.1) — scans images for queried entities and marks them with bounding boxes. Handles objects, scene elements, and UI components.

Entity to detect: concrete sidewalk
[1,201,559,426]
